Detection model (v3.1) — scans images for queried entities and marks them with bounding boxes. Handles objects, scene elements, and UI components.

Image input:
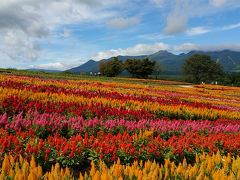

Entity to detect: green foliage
[99,57,123,77]
[183,54,224,83]
[222,72,240,86]
[124,58,156,78]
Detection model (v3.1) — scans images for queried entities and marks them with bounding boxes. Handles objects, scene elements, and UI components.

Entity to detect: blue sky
[0,0,240,70]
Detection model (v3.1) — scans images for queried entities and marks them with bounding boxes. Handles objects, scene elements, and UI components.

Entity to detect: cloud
[201,44,240,52]
[29,59,86,70]
[186,27,211,36]
[107,17,140,29]
[184,22,240,36]
[152,0,166,6]
[175,43,240,52]
[0,31,40,61]
[209,0,226,7]
[0,0,127,62]
[145,21,240,38]
[163,14,187,35]
[209,0,240,8]
[92,43,169,60]
[62,28,71,38]
[138,33,173,40]
[222,22,240,31]
[163,0,191,35]
[161,0,240,35]
[174,43,198,52]
[30,62,66,70]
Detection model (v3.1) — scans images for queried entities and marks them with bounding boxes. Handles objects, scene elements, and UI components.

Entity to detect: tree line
[100,57,160,78]
[99,54,240,86]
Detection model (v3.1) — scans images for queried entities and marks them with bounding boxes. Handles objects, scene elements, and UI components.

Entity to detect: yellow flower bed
[1,152,240,180]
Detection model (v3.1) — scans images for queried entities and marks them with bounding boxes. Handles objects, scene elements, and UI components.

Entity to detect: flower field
[0,74,240,179]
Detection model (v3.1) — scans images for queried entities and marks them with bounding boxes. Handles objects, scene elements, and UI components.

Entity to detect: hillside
[67,60,99,73]
[67,50,240,73]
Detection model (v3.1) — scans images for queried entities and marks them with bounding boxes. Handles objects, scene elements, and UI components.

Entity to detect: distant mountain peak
[151,50,174,57]
[157,50,170,53]
[157,50,172,54]
[86,59,96,63]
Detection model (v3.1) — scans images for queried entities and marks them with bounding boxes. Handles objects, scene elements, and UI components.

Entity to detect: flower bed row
[0,129,239,168]
[1,152,240,179]
[0,112,240,137]
[1,93,239,120]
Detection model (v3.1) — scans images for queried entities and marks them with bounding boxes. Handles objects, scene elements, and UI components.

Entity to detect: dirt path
[178,85,194,88]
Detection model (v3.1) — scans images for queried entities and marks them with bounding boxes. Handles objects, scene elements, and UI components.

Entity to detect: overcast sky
[0,0,240,70]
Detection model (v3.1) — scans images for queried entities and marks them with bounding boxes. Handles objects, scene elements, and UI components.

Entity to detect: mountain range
[62,50,240,74]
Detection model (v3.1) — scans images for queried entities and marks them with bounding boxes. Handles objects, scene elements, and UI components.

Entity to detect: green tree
[124,59,140,76]
[124,58,155,78]
[99,57,123,77]
[223,72,240,86]
[183,54,224,83]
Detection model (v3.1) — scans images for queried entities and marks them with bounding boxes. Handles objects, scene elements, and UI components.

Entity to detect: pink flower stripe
[1,112,239,133]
